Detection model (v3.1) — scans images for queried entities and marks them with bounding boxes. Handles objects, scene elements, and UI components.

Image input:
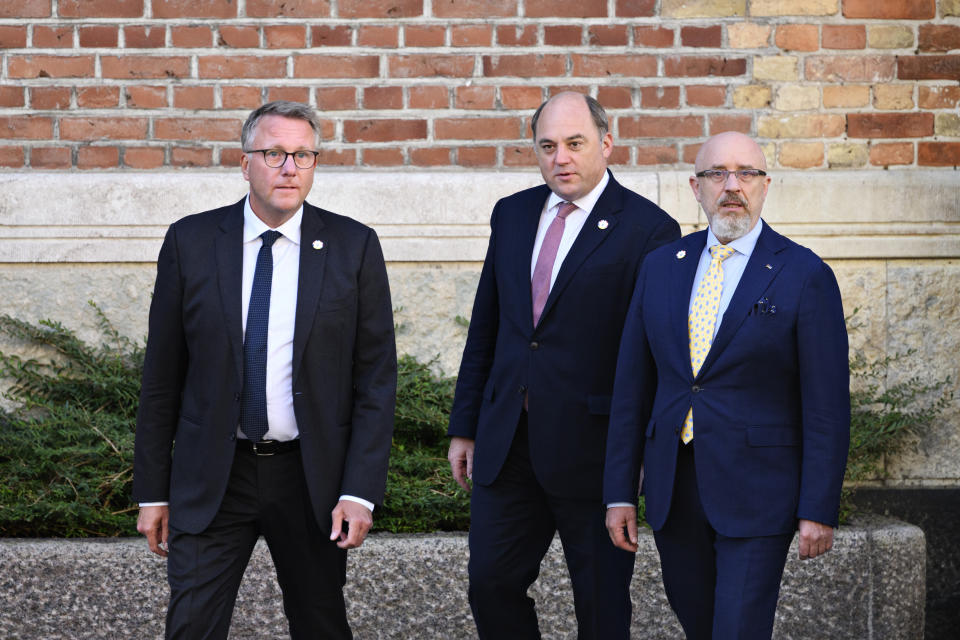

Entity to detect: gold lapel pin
[676,250,686,259]
[313,240,324,250]
[597,219,609,230]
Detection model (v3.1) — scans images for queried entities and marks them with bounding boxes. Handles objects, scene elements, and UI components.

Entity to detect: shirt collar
[706,217,763,258]
[243,196,303,246]
[545,170,610,215]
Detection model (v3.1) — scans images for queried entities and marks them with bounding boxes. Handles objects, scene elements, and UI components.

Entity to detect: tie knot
[709,244,736,262]
[260,229,282,248]
[556,202,577,219]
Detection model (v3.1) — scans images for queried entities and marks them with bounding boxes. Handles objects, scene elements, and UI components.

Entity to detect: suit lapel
[292,203,328,384]
[671,231,707,374]
[215,199,246,384]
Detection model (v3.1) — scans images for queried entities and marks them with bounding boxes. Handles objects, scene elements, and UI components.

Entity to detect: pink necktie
[531,201,577,327]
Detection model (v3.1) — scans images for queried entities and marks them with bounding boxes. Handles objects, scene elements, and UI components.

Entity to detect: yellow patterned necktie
[681,243,737,444]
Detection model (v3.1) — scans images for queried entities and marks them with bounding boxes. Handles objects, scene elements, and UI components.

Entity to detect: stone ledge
[0,515,924,639]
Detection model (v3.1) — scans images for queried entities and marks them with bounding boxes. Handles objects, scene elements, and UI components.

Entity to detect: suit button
[518,385,527,394]
[674,427,680,435]
[234,392,241,402]
[228,433,236,441]
[529,341,539,350]
[691,385,701,393]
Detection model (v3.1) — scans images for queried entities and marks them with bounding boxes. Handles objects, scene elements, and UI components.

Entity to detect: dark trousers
[165,447,351,640]
[467,414,635,640]
[653,443,793,640]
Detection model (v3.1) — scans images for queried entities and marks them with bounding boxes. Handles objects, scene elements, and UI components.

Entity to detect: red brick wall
[1,0,958,170]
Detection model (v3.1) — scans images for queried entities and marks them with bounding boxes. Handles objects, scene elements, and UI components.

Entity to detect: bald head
[531,92,608,140]
[695,131,767,173]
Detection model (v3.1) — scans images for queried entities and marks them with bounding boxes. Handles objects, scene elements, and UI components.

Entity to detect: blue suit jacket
[448,172,680,501]
[603,223,850,536]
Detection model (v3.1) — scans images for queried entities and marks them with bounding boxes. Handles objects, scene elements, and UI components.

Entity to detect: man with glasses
[604,131,850,639]
[134,101,396,639]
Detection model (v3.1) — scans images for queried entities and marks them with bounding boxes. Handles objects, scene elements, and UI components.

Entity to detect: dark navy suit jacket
[448,172,680,501]
[604,222,850,537]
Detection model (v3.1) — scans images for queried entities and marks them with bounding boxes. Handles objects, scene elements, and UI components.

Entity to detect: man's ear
[240,152,250,181]
[689,175,702,204]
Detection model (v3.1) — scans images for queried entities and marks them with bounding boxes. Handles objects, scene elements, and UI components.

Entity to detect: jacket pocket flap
[746,426,801,447]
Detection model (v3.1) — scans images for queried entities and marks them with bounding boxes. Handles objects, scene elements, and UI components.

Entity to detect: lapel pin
[597,219,609,230]
[676,250,686,259]
[313,240,324,250]
[765,263,772,269]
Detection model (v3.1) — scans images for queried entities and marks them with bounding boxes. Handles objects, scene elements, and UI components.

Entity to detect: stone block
[774,85,820,111]
[733,84,772,108]
[868,25,915,49]
[751,0,838,16]
[827,142,868,168]
[728,22,771,48]
[753,55,799,81]
[661,0,745,18]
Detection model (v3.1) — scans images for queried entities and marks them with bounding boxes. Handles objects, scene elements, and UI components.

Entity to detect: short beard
[708,194,753,242]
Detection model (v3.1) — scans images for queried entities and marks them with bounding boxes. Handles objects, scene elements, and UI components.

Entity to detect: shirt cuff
[339,495,375,512]
[138,502,169,507]
[606,502,635,509]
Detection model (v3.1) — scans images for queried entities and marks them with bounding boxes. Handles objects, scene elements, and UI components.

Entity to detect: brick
[265,25,307,48]
[102,55,189,78]
[897,56,960,80]
[616,0,655,16]
[152,0,237,18]
[365,86,404,109]
[218,26,260,48]
[171,147,212,167]
[124,25,165,48]
[222,86,262,109]
[174,86,215,109]
[61,117,148,140]
[311,25,351,47]
[588,25,628,46]
[155,118,241,141]
[936,113,960,137]
[822,25,865,49]
[358,25,399,48]
[639,86,680,109]
[547,85,592,98]
[775,24,818,51]
[918,142,960,166]
[246,0,331,16]
[500,86,541,109]
[0,146,25,167]
[31,147,72,169]
[0,87,24,107]
[847,113,933,138]
[682,26,721,48]
[433,0,517,18]
[456,146,496,166]
[124,85,167,108]
[636,144,678,164]
[710,114,751,134]
[455,85,495,109]
[779,142,823,168]
[823,85,869,108]
[343,119,427,142]
[573,55,657,77]
[315,87,356,110]
[752,0,838,16]
[78,146,120,169]
[733,85,771,108]
[686,85,726,107]
[503,145,535,166]
[316,149,356,166]
[526,0,606,17]
[9,55,94,78]
[869,142,913,166]
[496,24,537,46]
[0,0,49,17]
[682,143,702,164]
[411,146,452,165]
[34,26,74,48]
[662,0,745,18]
[267,85,310,103]
[918,86,960,109]
[757,114,844,138]
[545,26,583,46]
[806,55,895,81]
[867,26,914,50]
[619,115,703,138]
[339,0,423,18]
[919,26,960,53]
[842,0,933,19]
[755,56,799,81]
[391,54,473,77]
[608,146,630,165]
[171,26,213,48]
[729,23,771,48]
[774,85,819,111]
[633,26,674,47]
[0,25,27,48]
[406,25,445,47]
[219,148,244,167]
[30,87,71,110]
[436,116,523,139]
[451,24,492,46]
[873,84,913,110]
[597,86,633,108]
[363,147,404,166]
[946,0,960,17]
[827,142,867,167]
[664,56,746,77]
[295,55,372,79]
[408,86,448,108]
[77,86,120,108]
[482,55,565,77]
[60,0,143,18]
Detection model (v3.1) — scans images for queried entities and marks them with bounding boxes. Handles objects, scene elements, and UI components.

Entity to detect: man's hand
[798,518,834,560]
[137,505,170,557]
[447,437,475,492]
[606,506,639,553]
[330,500,373,550]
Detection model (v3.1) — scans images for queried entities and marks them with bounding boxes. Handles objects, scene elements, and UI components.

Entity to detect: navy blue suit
[604,223,850,638]
[449,172,680,638]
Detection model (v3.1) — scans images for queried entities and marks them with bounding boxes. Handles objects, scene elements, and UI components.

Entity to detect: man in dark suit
[447,92,680,639]
[604,131,850,639]
[133,101,396,639]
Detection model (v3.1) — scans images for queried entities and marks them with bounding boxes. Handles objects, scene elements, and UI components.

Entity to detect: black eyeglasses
[247,149,320,169]
[695,169,767,183]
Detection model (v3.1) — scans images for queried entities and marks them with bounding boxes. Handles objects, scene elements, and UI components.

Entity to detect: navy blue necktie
[240,229,282,443]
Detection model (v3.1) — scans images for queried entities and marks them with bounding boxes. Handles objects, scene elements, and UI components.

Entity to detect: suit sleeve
[133,224,188,503]
[447,204,502,439]
[796,260,850,527]
[339,228,397,505]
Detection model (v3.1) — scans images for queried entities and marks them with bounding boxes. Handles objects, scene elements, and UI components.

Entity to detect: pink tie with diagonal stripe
[531,201,577,327]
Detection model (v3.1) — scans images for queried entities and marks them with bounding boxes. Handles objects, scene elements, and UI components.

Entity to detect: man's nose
[723,171,741,190]
[555,145,571,164]
[281,154,298,174]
